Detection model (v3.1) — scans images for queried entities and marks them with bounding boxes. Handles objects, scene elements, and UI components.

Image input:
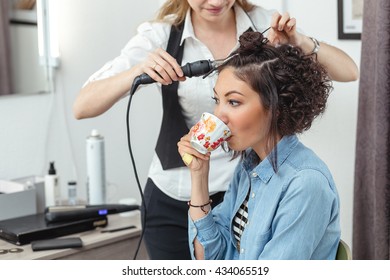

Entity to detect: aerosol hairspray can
[86,129,106,204]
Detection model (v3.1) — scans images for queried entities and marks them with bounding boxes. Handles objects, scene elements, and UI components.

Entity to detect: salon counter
[0,213,148,260]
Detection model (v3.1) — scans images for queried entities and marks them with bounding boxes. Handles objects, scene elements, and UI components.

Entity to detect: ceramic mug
[190,112,231,154]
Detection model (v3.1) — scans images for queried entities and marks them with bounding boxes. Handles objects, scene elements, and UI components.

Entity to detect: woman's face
[213,67,272,159]
[187,0,236,22]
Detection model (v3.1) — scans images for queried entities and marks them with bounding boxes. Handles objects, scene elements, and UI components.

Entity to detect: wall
[0,0,360,248]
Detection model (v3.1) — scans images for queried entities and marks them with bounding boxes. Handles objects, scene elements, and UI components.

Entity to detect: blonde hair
[156,0,255,26]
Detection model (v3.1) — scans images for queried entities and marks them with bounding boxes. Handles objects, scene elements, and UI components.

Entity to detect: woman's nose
[208,0,224,7]
[214,107,228,125]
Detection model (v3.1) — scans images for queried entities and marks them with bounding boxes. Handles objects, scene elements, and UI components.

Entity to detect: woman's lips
[206,8,223,15]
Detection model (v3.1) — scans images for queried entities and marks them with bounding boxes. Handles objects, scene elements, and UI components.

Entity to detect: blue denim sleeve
[258,169,340,259]
[188,165,244,259]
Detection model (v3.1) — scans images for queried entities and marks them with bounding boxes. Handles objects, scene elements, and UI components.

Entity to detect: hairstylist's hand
[178,134,210,172]
[138,48,186,86]
[268,11,304,47]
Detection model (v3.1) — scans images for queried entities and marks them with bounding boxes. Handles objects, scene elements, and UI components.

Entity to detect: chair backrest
[336,239,352,260]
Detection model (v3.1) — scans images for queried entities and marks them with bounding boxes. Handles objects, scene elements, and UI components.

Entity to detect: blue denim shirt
[188,135,340,259]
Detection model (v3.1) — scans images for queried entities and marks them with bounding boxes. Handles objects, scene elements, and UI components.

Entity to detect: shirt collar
[181,9,195,45]
[180,4,257,46]
[243,135,299,183]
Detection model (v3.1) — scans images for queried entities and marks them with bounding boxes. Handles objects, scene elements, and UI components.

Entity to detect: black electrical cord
[126,78,146,260]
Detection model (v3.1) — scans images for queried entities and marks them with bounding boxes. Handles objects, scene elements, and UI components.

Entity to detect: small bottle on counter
[44,161,60,207]
[67,181,77,205]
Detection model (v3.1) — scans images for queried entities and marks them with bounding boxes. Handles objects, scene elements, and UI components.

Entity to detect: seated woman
[177,31,340,260]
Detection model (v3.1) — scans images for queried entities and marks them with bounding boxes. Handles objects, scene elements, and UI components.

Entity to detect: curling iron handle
[135,59,213,85]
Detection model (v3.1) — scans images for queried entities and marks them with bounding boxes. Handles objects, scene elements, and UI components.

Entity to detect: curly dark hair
[218,31,333,169]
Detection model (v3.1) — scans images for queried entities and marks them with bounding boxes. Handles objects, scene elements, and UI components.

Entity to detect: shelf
[9,9,37,25]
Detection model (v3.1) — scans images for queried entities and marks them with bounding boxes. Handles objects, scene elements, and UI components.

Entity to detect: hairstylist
[73,0,358,260]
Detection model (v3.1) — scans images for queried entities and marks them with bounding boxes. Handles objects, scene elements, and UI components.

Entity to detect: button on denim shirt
[188,135,340,260]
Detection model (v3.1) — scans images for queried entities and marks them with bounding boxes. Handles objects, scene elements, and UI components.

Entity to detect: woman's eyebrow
[213,88,244,97]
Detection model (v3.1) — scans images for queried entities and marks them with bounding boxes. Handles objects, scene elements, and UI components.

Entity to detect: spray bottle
[44,161,60,206]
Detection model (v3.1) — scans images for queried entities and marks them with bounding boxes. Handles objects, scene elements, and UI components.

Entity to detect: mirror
[0,0,49,97]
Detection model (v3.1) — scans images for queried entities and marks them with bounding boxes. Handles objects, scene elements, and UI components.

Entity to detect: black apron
[155,22,189,170]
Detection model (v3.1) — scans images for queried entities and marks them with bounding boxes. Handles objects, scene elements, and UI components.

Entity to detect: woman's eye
[229,100,240,106]
[211,97,219,104]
